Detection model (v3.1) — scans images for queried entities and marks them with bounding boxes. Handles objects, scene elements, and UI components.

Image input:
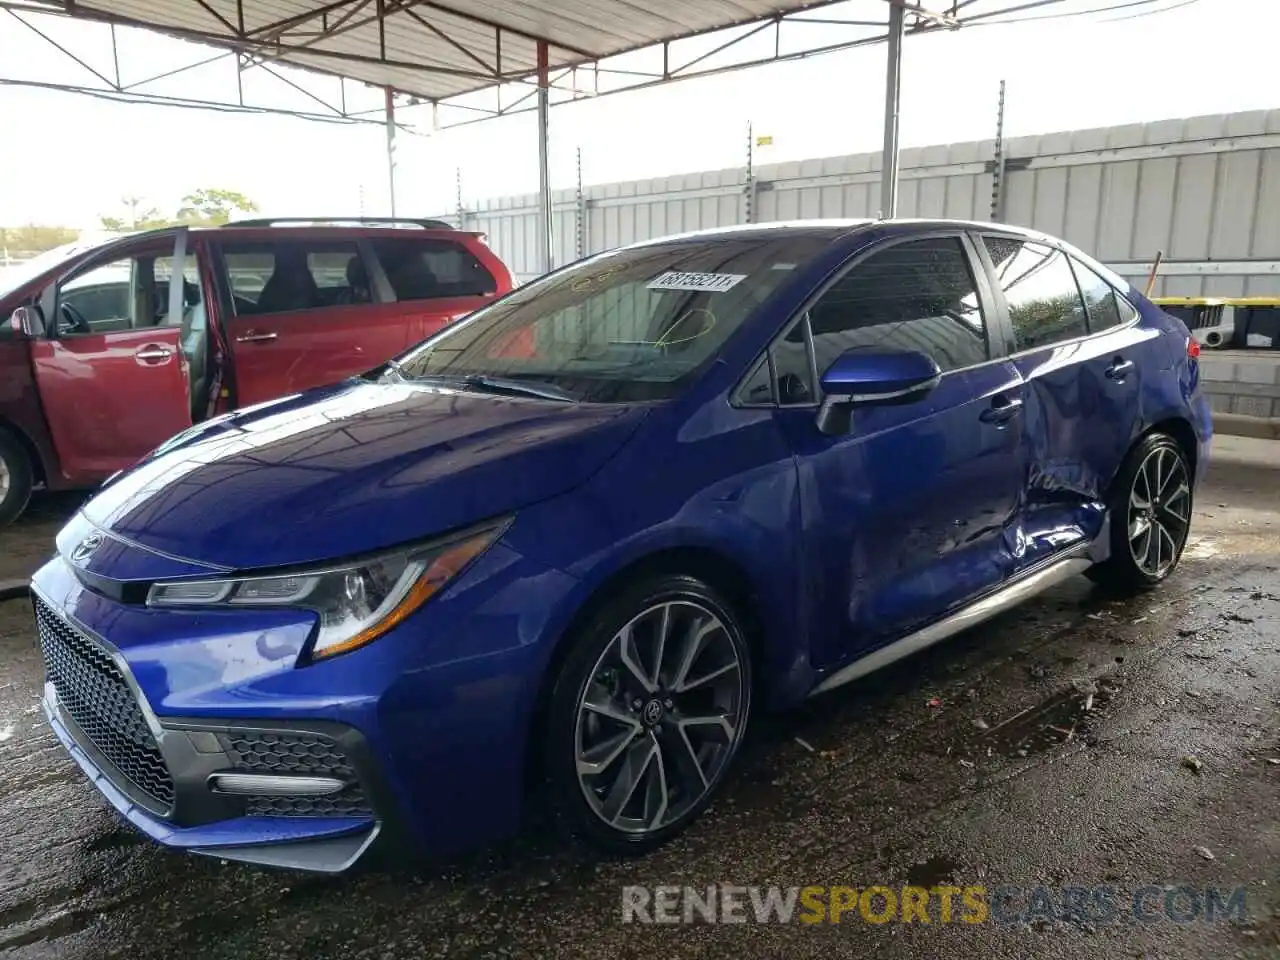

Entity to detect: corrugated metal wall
[451,108,1280,297]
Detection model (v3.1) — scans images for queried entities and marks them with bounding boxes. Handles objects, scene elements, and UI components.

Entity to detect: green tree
[99,195,170,231]
[0,224,80,254]
[175,188,259,225]
[98,189,259,231]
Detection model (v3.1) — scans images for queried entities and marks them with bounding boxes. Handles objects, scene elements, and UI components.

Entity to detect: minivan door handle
[979,395,1024,425]
[134,345,174,365]
[235,331,278,344]
[1106,358,1135,380]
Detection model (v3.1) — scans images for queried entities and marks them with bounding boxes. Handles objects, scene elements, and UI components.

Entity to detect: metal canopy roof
[22,0,865,103]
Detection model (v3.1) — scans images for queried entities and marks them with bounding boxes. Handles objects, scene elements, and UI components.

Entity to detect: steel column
[536,40,553,275]
[879,0,904,219]
[532,41,552,273]
[384,86,397,215]
[990,78,1007,220]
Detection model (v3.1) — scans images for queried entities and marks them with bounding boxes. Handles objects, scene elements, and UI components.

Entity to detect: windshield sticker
[646,271,747,293]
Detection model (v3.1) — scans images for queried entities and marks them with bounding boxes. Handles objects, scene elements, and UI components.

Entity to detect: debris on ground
[794,737,816,754]
[1194,846,1216,861]
[972,718,990,731]
[1181,756,1204,775]
[926,697,943,708]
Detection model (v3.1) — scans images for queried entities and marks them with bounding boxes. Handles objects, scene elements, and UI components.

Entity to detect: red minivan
[0,218,513,524]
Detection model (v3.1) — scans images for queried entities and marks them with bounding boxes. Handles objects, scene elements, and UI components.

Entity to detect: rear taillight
[1187,338,1201,359]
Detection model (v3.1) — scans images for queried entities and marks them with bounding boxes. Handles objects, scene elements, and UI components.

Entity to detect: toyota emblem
[71,533,104,564]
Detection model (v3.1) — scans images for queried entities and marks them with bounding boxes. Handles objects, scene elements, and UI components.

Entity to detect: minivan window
[221,241,370,316]
[984,237,1088,351]
[383,236,830,403]
[370,238,498,301]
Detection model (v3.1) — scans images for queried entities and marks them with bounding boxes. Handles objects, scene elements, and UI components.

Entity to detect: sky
[0,0,1275,229]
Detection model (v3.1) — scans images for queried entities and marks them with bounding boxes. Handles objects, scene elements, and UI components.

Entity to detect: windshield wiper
[411,373,578,402]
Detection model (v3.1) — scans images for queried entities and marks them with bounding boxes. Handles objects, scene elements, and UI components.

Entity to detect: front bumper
[33,586,391,872]
[31,522,582,871]
[42,684,380,871]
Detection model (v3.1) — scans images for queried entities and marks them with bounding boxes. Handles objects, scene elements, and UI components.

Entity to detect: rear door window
[370,237,498,302]
[220,241,371,316]
[1068,256,1125,333]
[983,237,1088,352]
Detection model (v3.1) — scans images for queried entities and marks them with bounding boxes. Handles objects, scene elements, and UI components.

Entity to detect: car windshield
[380,235,832,402]
[0,239,115,301]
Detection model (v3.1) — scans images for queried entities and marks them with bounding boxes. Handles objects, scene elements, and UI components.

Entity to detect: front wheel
[1087,432,1194,592]
[0,431,33,526]
[542,574,753,854]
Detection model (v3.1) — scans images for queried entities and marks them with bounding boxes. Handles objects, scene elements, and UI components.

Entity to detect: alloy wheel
[573,600,747,836]
[1127,445,1191,578]
[0,455,9,505]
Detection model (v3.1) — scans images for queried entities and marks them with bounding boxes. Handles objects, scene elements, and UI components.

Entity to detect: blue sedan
[32,219,1212,872]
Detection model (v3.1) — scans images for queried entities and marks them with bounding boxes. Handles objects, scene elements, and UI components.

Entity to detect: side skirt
[808,549,1094,698]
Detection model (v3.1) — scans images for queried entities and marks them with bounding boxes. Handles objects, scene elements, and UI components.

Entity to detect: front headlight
[146,519,510,660]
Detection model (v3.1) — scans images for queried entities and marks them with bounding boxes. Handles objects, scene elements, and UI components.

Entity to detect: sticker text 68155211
[646,272,747,294]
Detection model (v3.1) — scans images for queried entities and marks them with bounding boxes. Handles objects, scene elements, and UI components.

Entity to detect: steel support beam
[536,39,553,275]
[879,0,904,219]
[384,86,397,214]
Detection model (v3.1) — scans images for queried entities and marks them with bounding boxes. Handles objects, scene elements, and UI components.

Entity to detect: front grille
[219,731,372,817]
[35,596,175,808]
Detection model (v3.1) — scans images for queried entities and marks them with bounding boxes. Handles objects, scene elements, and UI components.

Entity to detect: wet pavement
[1,443,1277,959]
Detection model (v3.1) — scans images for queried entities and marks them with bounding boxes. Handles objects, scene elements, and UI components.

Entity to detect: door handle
[134,345,174,365]
[1106,358,1135,380]
[236,331,278,344]
[979,396,1024,424]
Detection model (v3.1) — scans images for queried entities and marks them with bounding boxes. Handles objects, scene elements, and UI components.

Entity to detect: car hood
[81,380,648,571]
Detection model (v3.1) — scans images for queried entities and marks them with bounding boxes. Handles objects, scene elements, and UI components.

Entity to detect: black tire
[541,574,753,855]
[0,431,33,527]
[1086,431,1193,593]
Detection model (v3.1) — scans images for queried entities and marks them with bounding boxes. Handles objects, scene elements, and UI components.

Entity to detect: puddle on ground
[932,680,1120,763]
[978,680,1117,757]
[905,855,961,888]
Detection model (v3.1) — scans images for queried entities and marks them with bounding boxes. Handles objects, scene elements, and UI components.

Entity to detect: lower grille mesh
[220,731,372,817]
[35,596,175,808]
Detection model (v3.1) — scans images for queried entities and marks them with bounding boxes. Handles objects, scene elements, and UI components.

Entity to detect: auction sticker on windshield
[646,272,747,293]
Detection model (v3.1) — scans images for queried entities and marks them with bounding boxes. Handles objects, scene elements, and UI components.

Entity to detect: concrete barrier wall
[1199,352,1280,419]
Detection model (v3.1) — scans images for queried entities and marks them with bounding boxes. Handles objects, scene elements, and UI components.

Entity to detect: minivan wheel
[542,574,752,854]
[0,432,33,526]
[1087,432,1193,592]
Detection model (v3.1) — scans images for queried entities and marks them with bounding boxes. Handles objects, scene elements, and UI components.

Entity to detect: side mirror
[9,305,43,338]
[815,347,941,436]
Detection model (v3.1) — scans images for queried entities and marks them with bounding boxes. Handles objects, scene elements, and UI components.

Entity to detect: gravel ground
[0,441,1276,960]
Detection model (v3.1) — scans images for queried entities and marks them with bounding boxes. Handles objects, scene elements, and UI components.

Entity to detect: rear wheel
[1087,432,1193,592]
[542,574,753,854]
[0,431,33,526]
